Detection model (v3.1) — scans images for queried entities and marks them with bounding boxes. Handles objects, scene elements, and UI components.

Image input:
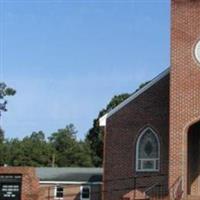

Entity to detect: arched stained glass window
[136,127,160,172]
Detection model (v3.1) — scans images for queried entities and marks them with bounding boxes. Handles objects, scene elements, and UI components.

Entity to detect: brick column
[0,167,40,200]
[169,0,200,197]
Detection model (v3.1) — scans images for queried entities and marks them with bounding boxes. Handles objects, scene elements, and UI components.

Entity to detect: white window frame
[80,185,91,200]
[136,127,160,172]
[54,185,64,200]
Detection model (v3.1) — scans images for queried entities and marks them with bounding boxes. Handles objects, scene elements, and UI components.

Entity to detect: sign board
[0,175,22,200]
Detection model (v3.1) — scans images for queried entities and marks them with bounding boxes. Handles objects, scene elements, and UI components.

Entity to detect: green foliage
[49,124,92,167]
[0,124,92,167]
[0,81,150,167]
[0,82,16,100]
[0,127,4,143]
[135,81,150,92]
[3,132,53,167]
[105,93,131,113]
[86,93,131,167]
[4,87,16,96]
[86,81,150,167]
[0,83,16,141]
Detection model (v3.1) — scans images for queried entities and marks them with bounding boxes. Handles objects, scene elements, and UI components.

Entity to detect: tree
[0,127,4,143]
[49,124,92,167]
[0,124,92,167]
[86,81,150,167]
[4,131,53,167]
[0,82,16,112]
[0,83,16,140]
[0,81,152,167]
[86,93,131,167]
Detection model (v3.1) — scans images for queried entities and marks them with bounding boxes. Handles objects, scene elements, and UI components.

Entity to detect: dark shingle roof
[36,167,102,182]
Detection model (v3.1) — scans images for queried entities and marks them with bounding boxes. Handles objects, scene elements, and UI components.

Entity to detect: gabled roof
[99,68,170,127]
[36,167,102,183]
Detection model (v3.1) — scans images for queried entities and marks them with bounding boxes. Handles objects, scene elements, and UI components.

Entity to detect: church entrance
[187,122,200,196]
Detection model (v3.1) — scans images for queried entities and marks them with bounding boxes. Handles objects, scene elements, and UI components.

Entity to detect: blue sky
[0,0,170,139]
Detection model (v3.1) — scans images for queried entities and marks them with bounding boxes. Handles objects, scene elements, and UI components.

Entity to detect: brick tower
[170,0,200,198]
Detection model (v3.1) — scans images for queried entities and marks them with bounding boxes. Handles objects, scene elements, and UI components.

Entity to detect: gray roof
[36,167,103,182]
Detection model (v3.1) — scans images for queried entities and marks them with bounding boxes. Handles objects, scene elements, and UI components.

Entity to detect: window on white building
[80,186,91,200]
[136,127,160,172]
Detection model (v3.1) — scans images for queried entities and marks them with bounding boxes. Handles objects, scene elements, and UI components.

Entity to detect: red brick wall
[39,184,102,200]
[0,167,102,200]
[169,0,200,197]
[103,75,170,200]
[0,167,40,200]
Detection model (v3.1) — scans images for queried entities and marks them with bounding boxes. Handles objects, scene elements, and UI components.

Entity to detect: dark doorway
[0,175,22,200]
[188,122,200,195]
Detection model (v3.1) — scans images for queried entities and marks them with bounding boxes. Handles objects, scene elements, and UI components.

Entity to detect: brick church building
[100,0,200,200]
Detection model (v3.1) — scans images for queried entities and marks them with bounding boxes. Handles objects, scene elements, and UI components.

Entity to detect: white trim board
[99,68,170,127]
[39,181,102,185]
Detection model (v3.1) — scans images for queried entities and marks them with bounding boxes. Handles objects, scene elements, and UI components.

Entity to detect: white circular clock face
[195,40,200,64]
